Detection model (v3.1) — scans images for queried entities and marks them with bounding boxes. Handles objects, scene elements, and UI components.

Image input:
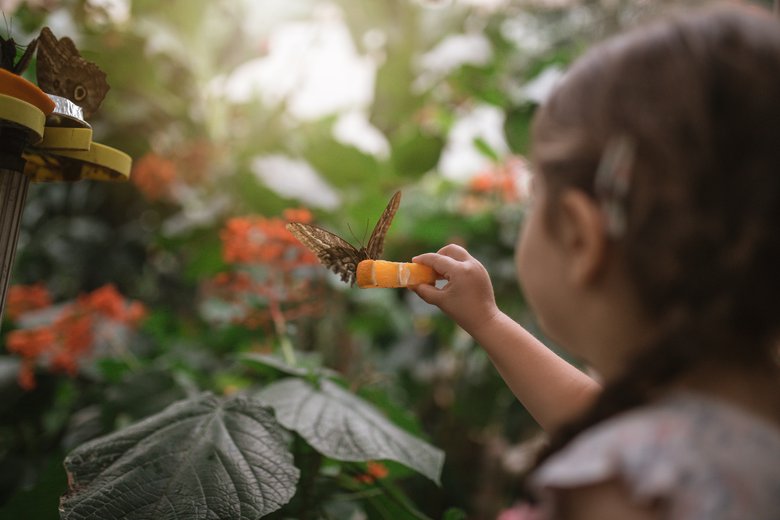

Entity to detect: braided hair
[529,3,780,468]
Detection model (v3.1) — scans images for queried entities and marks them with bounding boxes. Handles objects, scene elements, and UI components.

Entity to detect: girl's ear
[556,189,609,286]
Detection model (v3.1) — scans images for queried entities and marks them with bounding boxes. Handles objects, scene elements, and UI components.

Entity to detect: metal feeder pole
[0,123,38,323]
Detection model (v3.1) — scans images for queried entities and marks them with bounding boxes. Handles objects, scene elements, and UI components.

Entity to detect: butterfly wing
[286,222,367,285]
[36,27,109,119]
[365,191,401,260]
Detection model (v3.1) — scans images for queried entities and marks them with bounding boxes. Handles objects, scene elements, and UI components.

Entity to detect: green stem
[269,298,296,366]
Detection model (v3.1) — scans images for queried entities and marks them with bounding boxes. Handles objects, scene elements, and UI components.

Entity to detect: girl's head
[524,2,780,467]
[529,3,780,370]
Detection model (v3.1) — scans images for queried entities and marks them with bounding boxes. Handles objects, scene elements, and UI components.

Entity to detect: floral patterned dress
[531,391,780,519]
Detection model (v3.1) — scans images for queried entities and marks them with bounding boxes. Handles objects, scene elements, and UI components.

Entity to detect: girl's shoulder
[532,391,780,519]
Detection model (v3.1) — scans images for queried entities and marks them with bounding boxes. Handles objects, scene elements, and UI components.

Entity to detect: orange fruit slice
[356,260,438,288]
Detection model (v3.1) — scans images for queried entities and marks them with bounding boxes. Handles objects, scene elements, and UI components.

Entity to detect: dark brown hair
[530,3,780,466]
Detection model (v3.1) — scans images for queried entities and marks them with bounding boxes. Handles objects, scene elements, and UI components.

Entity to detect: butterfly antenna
[346,222,364,247]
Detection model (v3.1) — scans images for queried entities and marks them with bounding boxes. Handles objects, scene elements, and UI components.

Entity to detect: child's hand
[411,244,500,335]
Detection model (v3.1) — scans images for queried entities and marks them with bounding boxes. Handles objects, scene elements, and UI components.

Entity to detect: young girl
[412,4,780,518]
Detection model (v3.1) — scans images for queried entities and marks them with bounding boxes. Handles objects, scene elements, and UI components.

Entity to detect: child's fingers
[412,253,458,278]
[437,243,471,261]
[410,280,445,306]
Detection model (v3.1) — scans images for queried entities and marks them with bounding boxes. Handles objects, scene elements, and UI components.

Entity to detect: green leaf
[390,129,444,178]
[304,139,382,188]
[442,507,469,520]
[238,352,340,379]
[504,104,536,154]
[473,136,500,162]
[60,393,299,520]
[256,378,444,485]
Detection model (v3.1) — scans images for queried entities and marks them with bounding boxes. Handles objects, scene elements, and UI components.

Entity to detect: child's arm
[553,480,663,519]
[412,244,600,432]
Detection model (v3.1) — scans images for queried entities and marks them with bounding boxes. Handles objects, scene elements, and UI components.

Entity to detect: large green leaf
[256,378,444,485]
[60,393,299,520]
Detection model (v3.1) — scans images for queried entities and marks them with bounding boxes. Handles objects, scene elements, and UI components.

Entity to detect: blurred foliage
[0,0,760,518]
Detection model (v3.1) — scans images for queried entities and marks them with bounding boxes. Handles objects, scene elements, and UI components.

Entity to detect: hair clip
[594,135,636,238]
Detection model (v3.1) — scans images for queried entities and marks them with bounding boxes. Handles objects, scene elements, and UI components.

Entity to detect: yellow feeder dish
[37,127,94,151]
[24,142,131,183]
[22,93,130,182]
[0,93,45,145]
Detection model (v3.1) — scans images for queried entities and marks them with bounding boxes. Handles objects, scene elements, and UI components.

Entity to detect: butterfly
[35,26,109,119]
[0,28,37,74]
[286,191,401,285]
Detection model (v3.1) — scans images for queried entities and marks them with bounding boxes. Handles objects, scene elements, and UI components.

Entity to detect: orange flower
[469,171,496,193]
[173,138,217,184]
[220,215,318,267]
[131,153,178,201]
[6,327,56,358]
[355,461,389,484]
[125,301,147,325]
[468,155,532,203]
[4,285,147,390]
[18,360,36,391]
[50,350,78,376]
[55,311,94,356]
[5,283,52,321]
[283,208,313,224]
[81,284,125,320]
[80,284,147,325]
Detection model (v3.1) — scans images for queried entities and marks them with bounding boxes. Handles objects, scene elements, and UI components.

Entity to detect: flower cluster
[221,208,317,266]
[131,152,178,201]
[4,284,146,390]
[131,141,224,203]
[202,208,325,331]
[4,283,52,321]
[468,155,532,203]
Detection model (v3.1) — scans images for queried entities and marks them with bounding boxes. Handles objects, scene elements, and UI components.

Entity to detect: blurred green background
[1,0,772,518]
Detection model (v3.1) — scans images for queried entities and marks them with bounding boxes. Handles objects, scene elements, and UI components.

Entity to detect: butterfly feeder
[0,27,131,323]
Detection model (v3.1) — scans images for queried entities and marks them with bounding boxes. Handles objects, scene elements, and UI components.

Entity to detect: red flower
[5,283,52,321]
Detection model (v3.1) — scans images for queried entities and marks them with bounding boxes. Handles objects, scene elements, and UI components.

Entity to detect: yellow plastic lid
[0,93,45,144]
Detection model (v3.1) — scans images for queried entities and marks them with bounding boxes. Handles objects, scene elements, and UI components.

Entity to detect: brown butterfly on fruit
[286,191,402,286]
[35,26,109,119]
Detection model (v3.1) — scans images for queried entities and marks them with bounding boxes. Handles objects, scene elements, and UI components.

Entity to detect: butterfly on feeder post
[35,26,109,119]
[286,191,402,286]
[0,32,37,74]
